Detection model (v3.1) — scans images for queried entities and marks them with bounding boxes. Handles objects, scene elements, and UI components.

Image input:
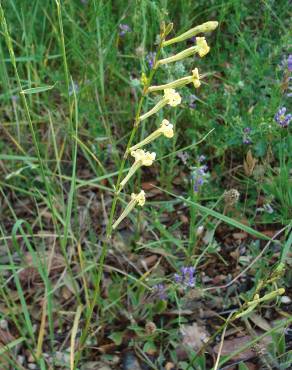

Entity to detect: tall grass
[0,0,291,368]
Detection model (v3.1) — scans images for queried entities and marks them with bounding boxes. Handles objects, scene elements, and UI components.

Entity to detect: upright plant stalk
[76,20,219,365]
[75,33,166,364]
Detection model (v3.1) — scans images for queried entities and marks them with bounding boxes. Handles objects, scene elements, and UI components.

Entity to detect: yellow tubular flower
[164,88,181,106]
[162,21,218,47]
[118,149,156,191]
[157,37,210,66]
[112,190,146,230]
[139,89,181,121]
[148,68,201,92]
[192,68,201,88]
[129,119,174,152]
[156,45,198,66]
[196,37,210,57]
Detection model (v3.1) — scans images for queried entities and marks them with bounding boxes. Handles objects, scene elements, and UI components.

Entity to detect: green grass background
[0,0,291,369]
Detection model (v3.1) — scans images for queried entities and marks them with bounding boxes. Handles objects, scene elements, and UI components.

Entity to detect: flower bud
[162,21,218,47]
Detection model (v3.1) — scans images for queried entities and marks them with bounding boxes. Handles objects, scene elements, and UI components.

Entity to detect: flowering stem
[76,33,165,361]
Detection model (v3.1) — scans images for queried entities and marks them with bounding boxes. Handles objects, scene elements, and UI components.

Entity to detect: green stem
[75,33,165,367]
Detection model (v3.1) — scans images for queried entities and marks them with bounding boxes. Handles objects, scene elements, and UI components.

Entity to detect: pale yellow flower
[159,119,174,138]
[196,37,210,57]
[129,119,174,152]
[192,68,201,88]
[139,89,181,121]
[132,190,146,206]
[112,190,145,230]
[131,149,156,166]
[164,88,181,107]
[118,150,156,191]
[148,68,201,92]
[156,37,210,66]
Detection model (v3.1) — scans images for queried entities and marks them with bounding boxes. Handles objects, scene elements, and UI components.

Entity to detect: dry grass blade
[70,305,83,370]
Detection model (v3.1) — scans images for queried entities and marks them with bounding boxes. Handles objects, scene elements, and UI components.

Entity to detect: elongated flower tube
[139,88,181,121]
[129,119,174,152]
[118,149,156,192]
[162,21,218,47]
[156,37,210,66]
[148,68,201,93]
[112,190,146,230]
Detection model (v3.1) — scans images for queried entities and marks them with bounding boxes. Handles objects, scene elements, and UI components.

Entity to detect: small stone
[0,319,8,330]
[17,355,25,365]
[281,296,291,304]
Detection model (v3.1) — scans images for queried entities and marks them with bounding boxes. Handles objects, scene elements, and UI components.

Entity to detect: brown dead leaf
[181,322,210,352]
[214,333,272,362]
[243,150,257,177]
[0,328,15,345]
[0,328,16,368]
[19,252,65,285]
[214,335,255,361]
[233,232,248,240]
[249,313,272,332]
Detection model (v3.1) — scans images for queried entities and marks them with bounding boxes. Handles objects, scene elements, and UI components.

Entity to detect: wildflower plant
[108,20,218,234]
[80,20,218,348]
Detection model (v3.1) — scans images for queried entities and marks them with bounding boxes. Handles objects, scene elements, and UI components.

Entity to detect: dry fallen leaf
[213,333,272,362]
[19,252,65,285]
[243,150,257,177]
[249,313,272,332]
[181,322,210,352]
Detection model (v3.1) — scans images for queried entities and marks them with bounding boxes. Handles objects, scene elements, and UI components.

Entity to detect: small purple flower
[146,52,156,69]
[242,127,252,144]
[243,138,251,145]
[198,155,206,163]
[153,284,167,300]
[190,36,196,43]
[177,151,189,165]
[174,267,196,288]
[189,94,197,109]
[119,24,131,37]
[69,80,79,96]
[287,55,292,72]
[274,107,292,127]
[192,165,208,192]
[194,177,204,192]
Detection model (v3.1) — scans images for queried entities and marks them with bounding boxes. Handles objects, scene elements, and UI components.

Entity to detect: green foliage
[0,0,291,369]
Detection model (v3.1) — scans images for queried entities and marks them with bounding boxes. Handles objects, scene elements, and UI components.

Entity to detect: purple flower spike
[198,155,206,163]
[189,94,197,109]
[146,52,156,69]
[243,127,251,133]
[119,24,131,37]
[174,267,196,288]
[153,284,167,300]
[274,106,292,127]
[288,55,292,72]
[243,138,251,145]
